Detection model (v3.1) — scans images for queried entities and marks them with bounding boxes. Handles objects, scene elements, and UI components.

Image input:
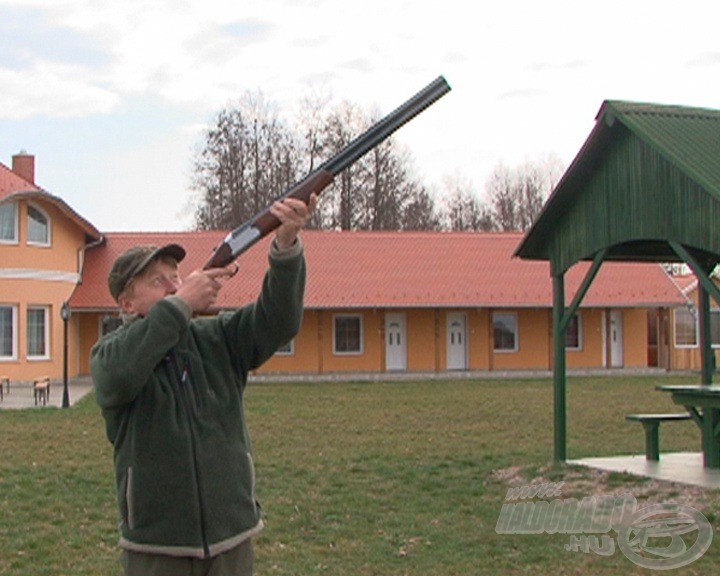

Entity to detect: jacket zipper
[166,352,211,558]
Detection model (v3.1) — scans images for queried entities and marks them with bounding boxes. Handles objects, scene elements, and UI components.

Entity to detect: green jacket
[90,242,305,559]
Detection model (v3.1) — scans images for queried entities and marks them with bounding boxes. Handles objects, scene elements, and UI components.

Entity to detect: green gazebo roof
[516,100,720,275]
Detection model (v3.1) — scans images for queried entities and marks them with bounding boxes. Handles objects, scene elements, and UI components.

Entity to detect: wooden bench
[33,376,50,406]
[626,413,693,461]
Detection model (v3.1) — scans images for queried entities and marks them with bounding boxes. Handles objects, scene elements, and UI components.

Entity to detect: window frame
[333,314,364,355]
[26,305,50,360]
[565,313,583,351]
[493,312,518,353]
[711,308,720,349]
[26,203,51,247]
[0,304,18,360]
[674,306,698,348]
[275,338,296,356]
[0,202,19,244]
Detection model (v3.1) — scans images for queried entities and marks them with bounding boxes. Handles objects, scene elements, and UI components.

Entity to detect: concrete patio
[0,376,94,410]
[570,452,720,489]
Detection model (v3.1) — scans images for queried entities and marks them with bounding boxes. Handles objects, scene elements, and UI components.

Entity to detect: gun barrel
[322,76,451,175]
[204,75,451,269]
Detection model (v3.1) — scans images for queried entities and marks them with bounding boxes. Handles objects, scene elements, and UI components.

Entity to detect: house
[0,151,690,384]
[0,152,102,384]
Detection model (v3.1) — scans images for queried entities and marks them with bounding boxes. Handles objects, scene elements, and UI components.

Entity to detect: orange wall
[408,309,441,371]
[566,309,604,368]
[623,308,649,367]
[0,198,86,382]
[669,283,720,371]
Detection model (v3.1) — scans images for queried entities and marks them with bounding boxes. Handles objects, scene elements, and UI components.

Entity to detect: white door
[447,312,468,370]
[610,310,624,367]
[385,313,407,371]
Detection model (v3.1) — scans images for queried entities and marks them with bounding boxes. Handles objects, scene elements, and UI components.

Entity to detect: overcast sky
[1,0,718,231]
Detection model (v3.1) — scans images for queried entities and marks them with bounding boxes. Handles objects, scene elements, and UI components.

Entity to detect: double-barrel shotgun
[204,75,452,269]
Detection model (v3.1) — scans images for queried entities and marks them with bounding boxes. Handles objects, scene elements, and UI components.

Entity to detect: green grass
[1,373,719,575]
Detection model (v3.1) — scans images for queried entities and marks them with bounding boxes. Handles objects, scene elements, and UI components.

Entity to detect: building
[1,152,690,384]
[0,152,102,384]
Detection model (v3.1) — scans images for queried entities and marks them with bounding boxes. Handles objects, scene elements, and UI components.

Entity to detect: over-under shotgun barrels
[204,75,452,269]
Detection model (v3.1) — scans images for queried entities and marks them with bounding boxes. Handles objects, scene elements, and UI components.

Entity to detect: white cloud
[0,61,119,119]
[2,0,720,231]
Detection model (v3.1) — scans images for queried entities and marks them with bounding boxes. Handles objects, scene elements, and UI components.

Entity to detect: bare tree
[485,155,564,231]
[191,91,299,230]
[402,184,440,230]
[439,174,493,231]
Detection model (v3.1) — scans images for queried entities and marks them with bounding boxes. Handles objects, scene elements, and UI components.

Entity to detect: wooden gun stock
[204,75,451,269]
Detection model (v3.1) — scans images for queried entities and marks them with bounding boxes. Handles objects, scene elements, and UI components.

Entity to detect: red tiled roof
[69,230,687,311]
[0,162,102,240]
[0,161,40,197]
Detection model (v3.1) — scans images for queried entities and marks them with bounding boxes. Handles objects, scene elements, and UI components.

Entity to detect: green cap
[108,244,186,302]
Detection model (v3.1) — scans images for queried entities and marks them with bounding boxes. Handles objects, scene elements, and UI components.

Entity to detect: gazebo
[516,99,720,465]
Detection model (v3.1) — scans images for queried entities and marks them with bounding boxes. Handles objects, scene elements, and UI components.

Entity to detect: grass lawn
[1,373,719,575]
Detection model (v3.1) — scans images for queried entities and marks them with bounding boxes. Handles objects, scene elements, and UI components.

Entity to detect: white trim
[0,201,19,244]
[493,311,519,353]
[26,305,50,360]
[333,314,364,355]
[0,304,18,360]
[26,202,51,247]
[565,312,583,351]
[275,338,295,356]
[0,268,80,283]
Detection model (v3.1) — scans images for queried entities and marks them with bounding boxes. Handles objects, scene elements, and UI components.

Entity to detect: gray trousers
[121,539,254,576]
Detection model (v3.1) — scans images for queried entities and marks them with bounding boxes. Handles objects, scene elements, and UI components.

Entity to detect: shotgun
[204,75,451,269]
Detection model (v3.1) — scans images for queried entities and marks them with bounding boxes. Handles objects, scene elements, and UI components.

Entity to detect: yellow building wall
[668,282,720,371]
[407,309,440,372]
[491,309,551,371]
[566,309,604,368]
[0,198,86,382]
[468,309,492,371]
[623,308,649,367]
[72,305,659,381]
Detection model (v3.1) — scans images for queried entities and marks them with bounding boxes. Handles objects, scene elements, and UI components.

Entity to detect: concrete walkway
[0,376,94,410]
[570,452,720,489]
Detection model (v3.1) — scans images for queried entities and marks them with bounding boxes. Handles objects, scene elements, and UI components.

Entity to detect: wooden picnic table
[655,384,720,468]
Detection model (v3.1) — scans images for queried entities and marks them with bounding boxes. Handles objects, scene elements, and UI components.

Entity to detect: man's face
[117,258,182,317]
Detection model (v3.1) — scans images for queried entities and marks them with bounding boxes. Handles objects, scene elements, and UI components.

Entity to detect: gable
[517,100,720,275]
[0,161,40,197]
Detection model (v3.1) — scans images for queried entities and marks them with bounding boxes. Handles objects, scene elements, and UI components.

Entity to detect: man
[91,196,316,576]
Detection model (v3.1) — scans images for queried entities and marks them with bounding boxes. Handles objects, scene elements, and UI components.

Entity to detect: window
[0,202,18,243]
[674,307,698,348]
[275,338,295,356]
[565,314,582,350]
[27,306,49,359]
[27,204,50,245]
[712,309,720,348]
[0,305,17,359]
[493,312,518,352]
[334,315,363,354]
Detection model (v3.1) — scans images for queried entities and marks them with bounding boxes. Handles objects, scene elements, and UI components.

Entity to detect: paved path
[0,377,94,410]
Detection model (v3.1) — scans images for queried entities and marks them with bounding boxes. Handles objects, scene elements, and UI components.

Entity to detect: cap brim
[154,244,186,264]
[132,243,186,278]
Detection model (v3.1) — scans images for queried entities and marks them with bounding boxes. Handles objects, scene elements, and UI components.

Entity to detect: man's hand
[175,264,237,313]
[271,193,318,250]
